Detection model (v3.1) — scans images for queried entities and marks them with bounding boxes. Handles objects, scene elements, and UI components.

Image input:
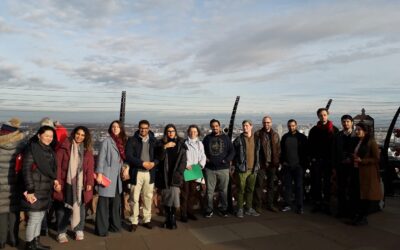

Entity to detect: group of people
[0,109,383,250]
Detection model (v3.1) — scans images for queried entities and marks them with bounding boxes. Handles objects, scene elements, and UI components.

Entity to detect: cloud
[0,17,16,33]
[9,0,121,29]
[0,59,54,88]
[193,1,400,75]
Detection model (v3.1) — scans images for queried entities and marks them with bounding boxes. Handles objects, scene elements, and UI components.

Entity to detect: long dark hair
[30,125,58,150]
[108,120,127,143]
[162,123,179,144]
[70,126,93,152]
[356,122,373,157]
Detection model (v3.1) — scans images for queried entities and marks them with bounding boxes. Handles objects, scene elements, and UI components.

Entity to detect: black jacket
[233,133,260,173]
[280,131,309,168]
[332,130,357,169]
[308,121,338,161]
[125,131,160,185]
[21,142,56,212]
[156,138,187,189]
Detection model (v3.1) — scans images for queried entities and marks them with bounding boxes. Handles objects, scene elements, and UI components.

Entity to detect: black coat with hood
[21,141,57,212]
[156,137,187,189]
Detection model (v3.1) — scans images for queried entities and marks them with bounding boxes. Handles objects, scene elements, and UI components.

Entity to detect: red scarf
[111,134,126,161]
[317,120,334,134]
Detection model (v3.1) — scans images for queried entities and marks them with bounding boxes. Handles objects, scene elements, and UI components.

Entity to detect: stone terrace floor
[5,197,400,250]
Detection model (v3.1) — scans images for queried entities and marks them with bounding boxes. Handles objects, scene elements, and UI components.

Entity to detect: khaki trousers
[129,171,154,225]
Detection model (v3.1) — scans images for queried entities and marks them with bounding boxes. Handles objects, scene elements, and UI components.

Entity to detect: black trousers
[348,167,360,218]
[253,168,277,209]
[0,211,19,244]
[95,191,121,236]
[282,165,304,208]
[336,163,353,216]
[310,158,332,205]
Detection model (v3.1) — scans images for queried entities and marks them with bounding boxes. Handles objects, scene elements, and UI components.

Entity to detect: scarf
[30,141,56,179]
[65,140,84,229]
[111,134,126,161]
[316,120,335,134]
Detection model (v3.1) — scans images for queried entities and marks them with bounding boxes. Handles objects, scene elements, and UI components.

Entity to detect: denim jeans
[26,211,45,242]
[55,201,85,234]
[204,168,229,212]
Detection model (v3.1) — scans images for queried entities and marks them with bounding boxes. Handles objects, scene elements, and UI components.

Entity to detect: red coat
[54,139,95,204]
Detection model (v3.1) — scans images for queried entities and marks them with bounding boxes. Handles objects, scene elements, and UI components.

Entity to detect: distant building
[354,108,375,136]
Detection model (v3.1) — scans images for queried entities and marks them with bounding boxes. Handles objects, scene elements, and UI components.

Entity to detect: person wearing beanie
[39,118,55,128]
[0,118,26,248]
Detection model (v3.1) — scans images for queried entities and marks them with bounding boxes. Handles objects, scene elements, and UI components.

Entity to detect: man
[254,116,281,213]
[308,108,338,213]
[332,114,356,218]
[233,120,260,218]
[125,120,159,231]
[203,119,235,218]
[280,119,308,214]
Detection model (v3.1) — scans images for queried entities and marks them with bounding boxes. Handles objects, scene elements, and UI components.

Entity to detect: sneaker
[57,233,68,243]
[204,210,213,218]
[75,231,84,241]
[236,208,244,218]
[281,206,291,212]
[245,208,260,217]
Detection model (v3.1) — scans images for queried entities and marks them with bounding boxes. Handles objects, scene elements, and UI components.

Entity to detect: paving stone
[240,231,346,250]
[224,222,279,239]
[189,225,241,244]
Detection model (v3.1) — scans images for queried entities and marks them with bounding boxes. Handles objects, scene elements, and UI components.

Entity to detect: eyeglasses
[167,130,176,133]
[139,127,149,130]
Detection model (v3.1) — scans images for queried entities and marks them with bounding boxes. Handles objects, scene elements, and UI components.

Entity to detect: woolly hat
[40,117,55,128]
[0,117,21,135]
[7,117,21,128]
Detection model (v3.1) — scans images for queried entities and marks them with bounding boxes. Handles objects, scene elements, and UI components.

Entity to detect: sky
[0,0,399,126]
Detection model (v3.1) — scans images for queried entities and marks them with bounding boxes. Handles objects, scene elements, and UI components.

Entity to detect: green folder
[184,163,203,181]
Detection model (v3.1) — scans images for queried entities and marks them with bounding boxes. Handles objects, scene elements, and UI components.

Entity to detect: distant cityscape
[16,121,400,160]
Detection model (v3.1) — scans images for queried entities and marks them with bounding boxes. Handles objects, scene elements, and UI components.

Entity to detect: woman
[21,126,61,250]
[180,125,206,222]
[95,120,127,236]
[54,126,94,243]
[0,118,26,248]
[157,124,187,229]
[351,123,383,226]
